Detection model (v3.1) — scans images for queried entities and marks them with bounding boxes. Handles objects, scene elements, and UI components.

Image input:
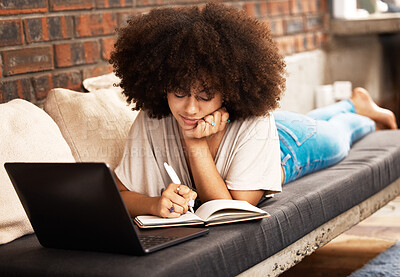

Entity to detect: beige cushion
[0,99,75,245]
[44,87,137,170]
[82,72,121,92]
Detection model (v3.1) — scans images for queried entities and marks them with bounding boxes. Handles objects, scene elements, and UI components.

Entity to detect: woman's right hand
[153,183,197,218]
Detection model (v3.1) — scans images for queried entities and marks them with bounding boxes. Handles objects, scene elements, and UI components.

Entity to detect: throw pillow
[0,99,75,244]
[82,72,121,92]
[44,87,137,170]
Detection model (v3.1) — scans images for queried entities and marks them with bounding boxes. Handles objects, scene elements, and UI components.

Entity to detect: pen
[163,162,195,213]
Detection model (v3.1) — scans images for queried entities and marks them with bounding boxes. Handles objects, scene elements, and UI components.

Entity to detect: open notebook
[135,199,270,228]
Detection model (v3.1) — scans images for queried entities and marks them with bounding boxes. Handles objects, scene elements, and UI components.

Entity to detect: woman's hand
[154,183,197,218]
[183,107,229,139]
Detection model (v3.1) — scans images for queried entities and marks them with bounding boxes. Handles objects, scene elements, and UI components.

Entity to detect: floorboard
[281,196,400,277]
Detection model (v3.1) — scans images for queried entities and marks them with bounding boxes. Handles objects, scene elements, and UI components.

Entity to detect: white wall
[325,35,384,101]
[279,50,327,114]
[279,35,385,114]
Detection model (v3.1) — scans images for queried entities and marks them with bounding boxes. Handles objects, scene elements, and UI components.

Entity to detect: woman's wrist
[183,137,210,159]
[121,191,160,217]
[148,196,161,216]
[183,136,207,146]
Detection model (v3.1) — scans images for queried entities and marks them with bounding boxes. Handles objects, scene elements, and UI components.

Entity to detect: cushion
[43,87,137,170]
[82,72,121,92]
[0,99,75,245]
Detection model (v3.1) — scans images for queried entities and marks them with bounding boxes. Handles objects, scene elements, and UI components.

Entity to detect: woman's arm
[184,138,264,206]
[184,137,232,200]
[182,109,265,206]
[115,176,197,218]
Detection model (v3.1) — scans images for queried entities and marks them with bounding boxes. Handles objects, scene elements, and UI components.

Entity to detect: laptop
[4,162,209,255]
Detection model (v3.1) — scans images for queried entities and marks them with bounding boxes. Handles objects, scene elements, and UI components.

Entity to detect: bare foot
[350,87,397,130]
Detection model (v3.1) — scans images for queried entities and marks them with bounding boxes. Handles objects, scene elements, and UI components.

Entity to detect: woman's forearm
[184,137,265,206]
[115,176,159,217]
[185,138,233,202]
[119,190,160,217]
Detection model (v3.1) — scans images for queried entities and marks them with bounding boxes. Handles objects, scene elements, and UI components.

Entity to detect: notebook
[4,162,209,255]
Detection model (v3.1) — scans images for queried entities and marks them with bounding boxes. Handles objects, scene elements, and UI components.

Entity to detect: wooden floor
[281,195,400,277]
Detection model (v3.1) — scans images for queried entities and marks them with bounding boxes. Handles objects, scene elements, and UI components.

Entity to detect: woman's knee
[313,123,350,163]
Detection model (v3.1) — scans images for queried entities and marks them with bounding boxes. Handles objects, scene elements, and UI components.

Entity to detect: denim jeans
[274,100,375,184]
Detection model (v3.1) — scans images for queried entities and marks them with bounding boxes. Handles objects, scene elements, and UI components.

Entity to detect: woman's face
[167,81,223,131]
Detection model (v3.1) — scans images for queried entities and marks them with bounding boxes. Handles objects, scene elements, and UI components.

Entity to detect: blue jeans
[274,100,375,184]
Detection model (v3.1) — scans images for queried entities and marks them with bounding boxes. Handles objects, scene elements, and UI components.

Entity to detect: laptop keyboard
[139,235,178,249]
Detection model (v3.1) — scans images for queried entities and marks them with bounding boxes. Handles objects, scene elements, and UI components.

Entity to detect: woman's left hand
[183,107,230,139]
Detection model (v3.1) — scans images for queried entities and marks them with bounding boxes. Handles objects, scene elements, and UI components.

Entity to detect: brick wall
[0,0,328,104]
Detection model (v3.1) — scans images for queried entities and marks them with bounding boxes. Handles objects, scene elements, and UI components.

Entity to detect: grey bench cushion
[0,130,399,277]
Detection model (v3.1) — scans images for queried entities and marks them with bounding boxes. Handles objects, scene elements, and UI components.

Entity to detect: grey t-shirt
[115,111,282,197]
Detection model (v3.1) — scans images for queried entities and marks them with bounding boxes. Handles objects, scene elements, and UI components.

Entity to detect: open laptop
[4,162,209,255]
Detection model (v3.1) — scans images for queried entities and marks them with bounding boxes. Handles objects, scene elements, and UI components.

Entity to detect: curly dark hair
[110,3,286,121]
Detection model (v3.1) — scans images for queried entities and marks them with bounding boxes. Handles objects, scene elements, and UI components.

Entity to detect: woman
[110,3,397,218]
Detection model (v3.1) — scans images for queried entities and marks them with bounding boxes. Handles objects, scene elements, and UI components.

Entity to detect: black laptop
[4,162,208,255]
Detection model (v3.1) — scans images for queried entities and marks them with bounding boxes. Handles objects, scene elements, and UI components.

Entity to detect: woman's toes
[350,87,397,130]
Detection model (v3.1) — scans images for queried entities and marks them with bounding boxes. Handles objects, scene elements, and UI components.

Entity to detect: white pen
[163,162,195,213]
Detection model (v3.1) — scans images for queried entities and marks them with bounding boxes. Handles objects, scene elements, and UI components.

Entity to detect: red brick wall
[0,0,328,104]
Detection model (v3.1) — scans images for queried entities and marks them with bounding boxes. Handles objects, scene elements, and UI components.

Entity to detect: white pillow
[0,99,75,244]
[44,87,137,170]
[82,72,121,92]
